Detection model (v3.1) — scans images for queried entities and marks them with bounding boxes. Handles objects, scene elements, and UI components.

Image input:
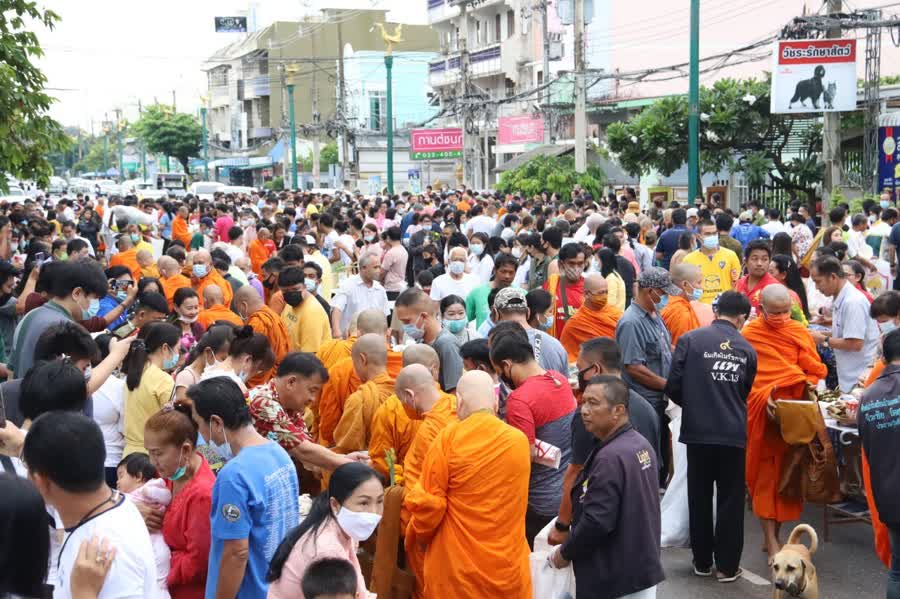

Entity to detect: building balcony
[249,127,273,139]
[427,0,460,25]
[428,42,502,88]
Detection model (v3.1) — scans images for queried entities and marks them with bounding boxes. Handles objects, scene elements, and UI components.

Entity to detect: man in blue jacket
[859,328,900,598]
[549,375,664,598]
[665,291,757,582]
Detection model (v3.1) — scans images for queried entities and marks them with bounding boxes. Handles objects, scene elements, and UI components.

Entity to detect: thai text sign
[410,128,463,160]
[771,39,857,114]
[498,115,545,145]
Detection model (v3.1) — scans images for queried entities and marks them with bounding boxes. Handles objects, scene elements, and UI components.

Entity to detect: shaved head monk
[248,226,274,277]
[109,233,141,280]
[742,284,826,560]
[559,273,623,361]
[136,249,159,279]
[332,334,397,454]
[317,309,387,369]
[158,255,192,310]
[235,284,290,389]
[192,248,233,306]
[405,369,532,599]
[369,343,443,484]
[661,263,704,346]
[197,284,242,329]
[317,310,403,447]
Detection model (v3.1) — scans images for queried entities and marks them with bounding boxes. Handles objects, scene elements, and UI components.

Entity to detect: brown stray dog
[771,524,819,598]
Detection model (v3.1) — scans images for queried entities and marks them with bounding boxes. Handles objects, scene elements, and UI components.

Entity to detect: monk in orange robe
[559,273,622,361]
[332,334,397,454]
[109,235,142,281]
[661,263,703,347]
[370,344,442,484]
[192,249,233,307]
[405,370,532,599]
[743,284,827,559]
[235,285,291,389]
[171,206,192,247]
[197,284,243,330]
[248,227,274,277]
[316,337,355,370]
[158,256,192,310]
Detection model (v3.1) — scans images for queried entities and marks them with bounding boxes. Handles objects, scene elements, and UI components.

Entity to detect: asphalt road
[657,504,888,598]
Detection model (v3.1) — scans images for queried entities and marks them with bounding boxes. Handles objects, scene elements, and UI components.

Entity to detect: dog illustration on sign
[788,65,836,110]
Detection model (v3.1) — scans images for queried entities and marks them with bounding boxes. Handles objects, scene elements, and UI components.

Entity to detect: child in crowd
[301,558,360,599]
[116,453,172,598]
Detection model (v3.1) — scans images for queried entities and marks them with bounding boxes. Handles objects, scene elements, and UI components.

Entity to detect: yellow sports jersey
[681,248,741,304]
[281,294,332,352]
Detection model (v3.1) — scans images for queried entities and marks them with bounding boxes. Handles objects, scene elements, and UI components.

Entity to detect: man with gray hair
[331,252,389,338]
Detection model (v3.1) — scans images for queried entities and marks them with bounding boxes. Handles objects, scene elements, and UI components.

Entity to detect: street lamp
[116,120,124,183]
[102,119,112,174]
[372,23,404,195]
[285,64,300,191]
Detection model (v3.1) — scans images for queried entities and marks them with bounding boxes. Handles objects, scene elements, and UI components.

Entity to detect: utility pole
[200,104,210,181]
[459,1,472,187]
[573,0,586,173]
[541,0,551,144]
[114,108,123,182]
[312,66,321,188]
[385,54,395,194]
[688,0,700,205]
[822,0,842,225]
[172,90,177,112]
[287,82,298,191]
[138,100,146,180]
[337,17,349,189]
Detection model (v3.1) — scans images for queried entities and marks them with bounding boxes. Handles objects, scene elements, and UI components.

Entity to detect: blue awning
[210,157,249,168]
[267,139,285,163]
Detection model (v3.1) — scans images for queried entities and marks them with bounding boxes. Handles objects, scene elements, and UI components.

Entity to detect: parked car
[188,181,226,201]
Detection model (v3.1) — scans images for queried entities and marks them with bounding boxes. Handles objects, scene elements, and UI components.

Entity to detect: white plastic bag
[530,518,576,599]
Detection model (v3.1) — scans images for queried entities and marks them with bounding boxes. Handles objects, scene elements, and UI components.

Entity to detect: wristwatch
[554,520,571,532]
[822,336,831,349]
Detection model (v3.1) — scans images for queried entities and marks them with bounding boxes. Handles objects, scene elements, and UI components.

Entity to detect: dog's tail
[787,523,819,555]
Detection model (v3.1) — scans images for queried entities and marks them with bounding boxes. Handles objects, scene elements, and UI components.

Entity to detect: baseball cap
[303,234,317,246]
[494,286,528,312]
[637,267,682,295]
[686,207,698,218]
[200,217,215,228]
[627,201,640,214]
[739,211,753,222]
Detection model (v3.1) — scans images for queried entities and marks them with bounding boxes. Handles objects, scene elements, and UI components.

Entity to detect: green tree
[299,141,339,172]
[607,77,823,200]
[495,154,606,200]
[132,104,201,175]
[0,1,70,192]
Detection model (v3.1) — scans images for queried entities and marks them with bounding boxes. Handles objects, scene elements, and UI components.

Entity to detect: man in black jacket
[549,375,664,598]
[665,290,756,582]
[859,328,900,598]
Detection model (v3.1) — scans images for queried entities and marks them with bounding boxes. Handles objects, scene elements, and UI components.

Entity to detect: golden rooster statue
[372,22,404,55]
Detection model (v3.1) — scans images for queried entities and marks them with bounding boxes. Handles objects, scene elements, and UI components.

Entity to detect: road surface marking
[741,568,770,586]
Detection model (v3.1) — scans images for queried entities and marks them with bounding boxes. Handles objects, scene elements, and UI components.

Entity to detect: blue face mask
[130,233,141,243]
[403,323,425,342]
[192,264,208,278]
[82,297,100,319]
[116,290,128,302]
[702,235,719,250]
[166,450,187,481]
[163,349,180,371]
[690,287,704,301]
[444,318,467,334]
[881,200,891,209]
[470,243,484,257]
[655,293,669,311]
[210,423,233,460]
[539,315,553,331]
[304,278,318,293]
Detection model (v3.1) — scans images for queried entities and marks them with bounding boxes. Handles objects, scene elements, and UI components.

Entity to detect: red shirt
[735,272,780,310]
[506,370,576,444]
[214,215,234,243]
[163,456,215,599]
[546,276,584,339]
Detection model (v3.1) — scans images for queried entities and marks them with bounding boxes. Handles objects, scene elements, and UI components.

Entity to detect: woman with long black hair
[769,254,811,319]
[121,322,181,457]
[267,463,384,599]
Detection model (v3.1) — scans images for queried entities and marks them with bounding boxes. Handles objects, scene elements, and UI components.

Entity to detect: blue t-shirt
[98,295,128,331]
[159,212,173,239]
[655,225,688,270]
[206,441,299,599]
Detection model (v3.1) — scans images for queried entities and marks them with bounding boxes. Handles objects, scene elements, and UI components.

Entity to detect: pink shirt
[381,244,409,293]
[266,518,369,599]
[214,215,234,242]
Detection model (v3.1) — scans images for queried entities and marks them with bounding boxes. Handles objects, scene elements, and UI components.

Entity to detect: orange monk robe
[109,247,142,281]
[369,395,422,485]
[559,303,623,361]
[267,289,285,315]
[316,337,356,370]
[861,360,891,567]
[248,238,272,277]
[139,264,160,280]
[400,392,458,599]
[197,303,243,330]
[661,295,702,347]
[161,274,192,311]
[246,305,290,389]
[742,318,827,523]
[194,269,234,308]
[171,216,191,247]
[332,372,396,453]
[405,412,532,599]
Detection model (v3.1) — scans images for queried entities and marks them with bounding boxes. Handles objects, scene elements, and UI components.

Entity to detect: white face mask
[335,506,382,541]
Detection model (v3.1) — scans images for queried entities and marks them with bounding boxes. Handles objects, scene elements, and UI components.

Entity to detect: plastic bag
[660,416,716,548]
[530,518,576,599]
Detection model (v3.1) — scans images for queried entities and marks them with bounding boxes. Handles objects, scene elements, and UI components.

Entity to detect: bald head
[235,256,251,272]
[583,272,608,294]
[356,309,389,336]
[193,250,211,266]
[395,363,439,412]
[136,249,154,267]
[670,263,702,286]
[455,370,498,420]
[352,333,388,381]
[158,256,179,278]
[203,284,225,308]
[117,235,133,251]
[760,284,792,316]
[448,246,468,262]
[234,284,264,311]
[402,343,440,381]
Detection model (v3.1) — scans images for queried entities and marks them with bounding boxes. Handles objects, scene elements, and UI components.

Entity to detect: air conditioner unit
[549,40,563,60]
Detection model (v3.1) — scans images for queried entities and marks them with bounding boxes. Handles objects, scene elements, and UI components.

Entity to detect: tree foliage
[300,141,339,171]
[495,154,606,200]
[0,0,70,192]
[132,105,201,176]
[607,77,823,199]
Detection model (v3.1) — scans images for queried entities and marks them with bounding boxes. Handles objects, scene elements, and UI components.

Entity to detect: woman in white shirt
[198,325,275,396]
[93,334,128,489]
[467,232,494,285]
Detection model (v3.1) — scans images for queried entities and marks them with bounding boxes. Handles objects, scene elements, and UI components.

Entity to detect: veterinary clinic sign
[410,128,463,160]
[771,39,857,114]
[498,115,545,145]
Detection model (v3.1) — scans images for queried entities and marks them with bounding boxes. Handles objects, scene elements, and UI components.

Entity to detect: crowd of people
[0,184,898,599]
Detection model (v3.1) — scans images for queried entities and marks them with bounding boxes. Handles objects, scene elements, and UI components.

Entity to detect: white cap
[686,207,699,218]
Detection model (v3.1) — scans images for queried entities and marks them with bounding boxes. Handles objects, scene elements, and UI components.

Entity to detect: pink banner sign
[498,115,545,145]
[410,128,463,159]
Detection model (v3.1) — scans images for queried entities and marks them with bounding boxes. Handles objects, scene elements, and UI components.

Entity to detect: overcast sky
[36,0,900,130]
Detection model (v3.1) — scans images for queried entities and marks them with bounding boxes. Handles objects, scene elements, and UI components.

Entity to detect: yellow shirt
[306,203,320,217]
[605,271,626,311]
[681,247,741,304]
[281,294,332,352]
[123,363,174,456]
[309,250,334,300]
[135,240,154,255]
